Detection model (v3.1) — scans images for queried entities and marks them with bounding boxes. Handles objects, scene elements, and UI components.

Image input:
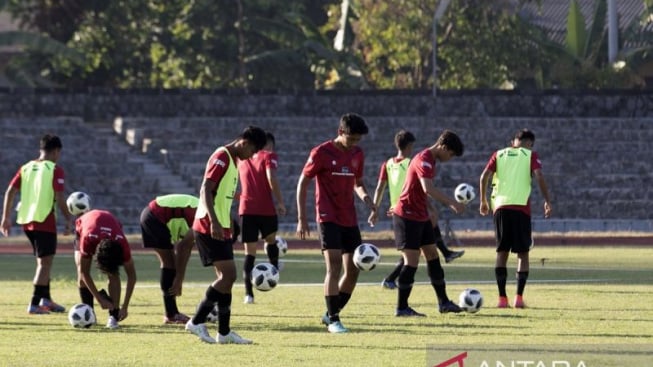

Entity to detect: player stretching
[479,129,552,308]
[238,132,287,304]
[392,130,465,316]
[296,113,377,333]
[185,125,267,344]
[140,194,198,324]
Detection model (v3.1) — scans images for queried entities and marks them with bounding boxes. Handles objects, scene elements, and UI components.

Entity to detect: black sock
[516,271,529,296]
[32,285,48,306]
[433,226,451,256]
[216,291,232,336]
[161,268,178,317]
[385,258,404,282]
[45,282,52,300]
[79,287,94,308]
[338,292,352,312]
[109,308,119,319]
[427,259,448,303]
[397,265,417,309]
[326,295,340,322]
[192,286,220,324]
[495,267,508,297]
[265,241,279,269]
[243,255,255,297]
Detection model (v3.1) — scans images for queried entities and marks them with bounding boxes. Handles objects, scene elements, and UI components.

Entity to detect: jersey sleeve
[484,152,498,172]
[204,150,230,183]
[53,166,65,192]
[301,147,321,178]
[378,161,388,181]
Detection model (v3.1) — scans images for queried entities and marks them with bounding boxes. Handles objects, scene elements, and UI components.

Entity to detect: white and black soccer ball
[353,243,380,271]
[205,304,219,323]
[458,288,483,313]
[251,262,279,292]
[66,191,91,216]
[454,183,476,204]
[265,235,288,258]
[68,303,96,328]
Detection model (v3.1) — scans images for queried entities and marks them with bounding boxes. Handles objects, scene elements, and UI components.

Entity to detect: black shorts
[140,207,173,250]
[240,214,278,243]
[193,230,234,266]
[318,222,362,253]
[494,208,532,253]
[25,230,57,257]
[392,215,435,250]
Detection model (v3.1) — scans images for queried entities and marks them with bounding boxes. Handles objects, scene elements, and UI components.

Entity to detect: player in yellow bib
[371,130,465,290]
[479,129,552,309]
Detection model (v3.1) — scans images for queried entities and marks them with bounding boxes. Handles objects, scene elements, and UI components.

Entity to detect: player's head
[96,239,124,275]
[338,113,368,149]
[435,130,464,160]
[238,125,267,159]
[513,129,535,148]
[395,130,416,151]
[40,134,63,161]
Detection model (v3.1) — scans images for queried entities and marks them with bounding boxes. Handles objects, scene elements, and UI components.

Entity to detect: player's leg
[382,257,404,290]
[393,216,425,316]
[261,215,280,269]
[335,225,361,313]
[106,271,121,329]
[154,248,186,322]
[513,212,532,308]
[240,215,259,304]
[422,244,461,313]
[494,209,512,308]
[434,225,465,263]
[26,231,63,313]
[319,222,348,332]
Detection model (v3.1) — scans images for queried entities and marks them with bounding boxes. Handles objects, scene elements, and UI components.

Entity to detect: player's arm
[119,258,137,321]
[533,168,552,218]
[171,230,194,296]
[54,190,73,235]
[266,166,286,216]
[78,255,113,309]
[1,185,18,236]
[296,174,311,239]
[354,177,378,226]
[371,178,387,212]
[420,176,464,214]
[199,178,223,240]
[479,168,493,216]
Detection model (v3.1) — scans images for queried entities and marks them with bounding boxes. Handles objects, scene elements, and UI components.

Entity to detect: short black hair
[395,130,416,151]
[96,239,123,275]
[265,132,276,147]
[436,130,464,157]
[40,134,62,152]
[515,129,535,142]
[241,126,267,151]
[339,113,369,135]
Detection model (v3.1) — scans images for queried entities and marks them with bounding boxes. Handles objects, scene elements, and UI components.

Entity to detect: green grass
[0,246,652,367]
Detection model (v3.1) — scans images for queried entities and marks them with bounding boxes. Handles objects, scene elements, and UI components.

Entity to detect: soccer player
[238,132,287,305]
[140,193,198,324]
[371,129,465,290]
[296,113,377,333]
[479,129,552,308]
[392,130,465,316]
[185,125,267,344]
[1,134,72,314]
[74,208,137,329]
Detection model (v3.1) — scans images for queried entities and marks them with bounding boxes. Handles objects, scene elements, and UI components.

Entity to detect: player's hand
[449,201,465,214]
[277,203,287,216]
[0,219,10,237]
[367,209,378,227]
[210,223,224,241]
[479,201,490,216]
[296,219,310,240]
[543,201,552,218]
[119,308,128,321]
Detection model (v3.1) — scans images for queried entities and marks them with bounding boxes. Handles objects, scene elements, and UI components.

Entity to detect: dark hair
[265,132,276,147]
[395,130,416,151]
[436,130,464,157]
[241,126,267,151]
[515,129,535,142]
[339,113,369,135]
[96,239,123,275]
[40,134,62,152]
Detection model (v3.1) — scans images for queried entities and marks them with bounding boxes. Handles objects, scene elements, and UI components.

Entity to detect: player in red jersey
[296,113,377,333]
[238,132,287,304]
[185,125,267,344]
[392,130,465,317]
[74,209,137,329]
[1,134,72,314]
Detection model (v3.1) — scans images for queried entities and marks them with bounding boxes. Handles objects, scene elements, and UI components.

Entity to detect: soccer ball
[454,183,475,204]
[66,191,91,216]
[458,288,483,313]
[265,235,288,258]
[353,243,380,271]
[251,262,279,291]
[68,303,96,328]
[205,304,219,323]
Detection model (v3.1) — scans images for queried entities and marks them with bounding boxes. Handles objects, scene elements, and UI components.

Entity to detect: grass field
[0,245,652,366]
